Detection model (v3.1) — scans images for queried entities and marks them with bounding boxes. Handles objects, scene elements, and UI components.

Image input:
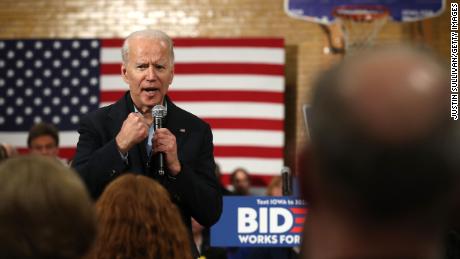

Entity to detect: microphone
[152,105,167,176]
[281,166,291,196]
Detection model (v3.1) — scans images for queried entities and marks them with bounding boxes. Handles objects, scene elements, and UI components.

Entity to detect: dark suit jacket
[72,91,222,255]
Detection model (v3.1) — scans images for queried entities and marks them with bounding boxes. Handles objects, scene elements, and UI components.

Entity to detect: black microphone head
[152,105,167,118]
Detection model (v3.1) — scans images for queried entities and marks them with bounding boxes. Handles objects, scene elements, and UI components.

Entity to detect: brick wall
[0,0,450,173]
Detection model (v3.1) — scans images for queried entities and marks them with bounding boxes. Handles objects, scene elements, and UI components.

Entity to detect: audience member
[0,144,8,162]
[300,46,459,259]
[215,163,232,196]
[0,143,17,162]
[230,167,251,196]
[192,217,228,259]
[266,175,283,197]
[27,122,60,158]
[85,173,193,259]
[0,155,96,258]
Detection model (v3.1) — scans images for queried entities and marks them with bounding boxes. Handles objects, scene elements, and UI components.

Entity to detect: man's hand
[116,113,149,154]
[153,128,181,175]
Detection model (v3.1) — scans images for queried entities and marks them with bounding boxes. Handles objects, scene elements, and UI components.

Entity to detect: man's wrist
[169,161,181,176]
[115,135,129,154]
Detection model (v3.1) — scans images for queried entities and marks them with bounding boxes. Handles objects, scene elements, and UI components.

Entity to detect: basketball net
[333,5,390,54]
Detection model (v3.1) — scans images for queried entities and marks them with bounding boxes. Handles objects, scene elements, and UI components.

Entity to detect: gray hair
[121,29,175,65]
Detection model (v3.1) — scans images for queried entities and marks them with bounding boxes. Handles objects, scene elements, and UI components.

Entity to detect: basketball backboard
[285,0,446,24]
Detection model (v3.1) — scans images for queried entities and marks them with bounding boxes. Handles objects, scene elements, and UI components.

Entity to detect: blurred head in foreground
[300,46,459,259]
[86,174,192,259]
[0,155,96,259]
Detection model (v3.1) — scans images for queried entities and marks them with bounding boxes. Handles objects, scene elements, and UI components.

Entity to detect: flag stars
[52,78,61,87]
[90,95,98,104]
[25,88,33,96]
[52,97,60,105]
[90,40,98,48]
[7,50,15,59]
[16,60,24,68]
[43,88,51,96]
[72,59,80,67]
[43,69,52,77]
[16,79,24,87]
[62,106,70,115]
[7,69,14,78]
[1,39,100,131]
[53,41,62,49]
[63,50,71,58]
[80,105,88,113]
[15,116,23,125]
[34,97,42,106]
[90,58,98,67]
[43,106,51,115]
[71,78,80,86]
[81,87,89,95]
[43,50,52,59]
[25,107,32,115]
[25,50,34,59]
[81,68,89,77]
[0,117,4,125]
[62,69,70,77]
[81,49,89,58]
[71,96,79,105]
[34,60,43,68]
[90,77,98,85]
[71,115,79,124]
[15,98,24,106]
[52,116,60,124]
[53,59,61,68]
[62,87,70,96]
[34,78,42,87]
[6,107,14,115]
[34,41,43,49]
[25,69,33,78]
[16,41,24,49]
[72,41,80,49]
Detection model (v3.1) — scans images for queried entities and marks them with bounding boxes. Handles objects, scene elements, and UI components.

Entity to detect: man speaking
[72,29,222,256]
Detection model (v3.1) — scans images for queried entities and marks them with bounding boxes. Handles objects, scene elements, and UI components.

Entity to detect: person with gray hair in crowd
[299,46,460,259]
[72,29,222,258]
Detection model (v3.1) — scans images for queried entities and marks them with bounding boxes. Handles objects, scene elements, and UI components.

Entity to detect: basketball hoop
[333,5,390,54]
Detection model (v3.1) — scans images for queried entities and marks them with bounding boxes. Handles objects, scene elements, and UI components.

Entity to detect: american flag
[0,38,285,187]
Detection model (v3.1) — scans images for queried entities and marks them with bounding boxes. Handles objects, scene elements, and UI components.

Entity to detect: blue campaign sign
[211,196,307,247]
[285,0,445,23]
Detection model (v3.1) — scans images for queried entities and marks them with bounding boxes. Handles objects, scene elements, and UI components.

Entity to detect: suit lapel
[164,96,188,158]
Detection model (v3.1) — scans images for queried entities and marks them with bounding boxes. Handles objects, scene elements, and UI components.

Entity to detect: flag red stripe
[214,146,283,158]
[102,38,284,48]
[17,148,76,161]
[220,174,275,187]
[295,217,305,224]
[168,90,283,103]
[291,208,308,214]
[204,118,283,130]
[290,226,303,233]
[100,90,284,104]
[101,63,284,75]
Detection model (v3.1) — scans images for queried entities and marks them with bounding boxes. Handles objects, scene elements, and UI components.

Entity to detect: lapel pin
[180,128,186,133]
